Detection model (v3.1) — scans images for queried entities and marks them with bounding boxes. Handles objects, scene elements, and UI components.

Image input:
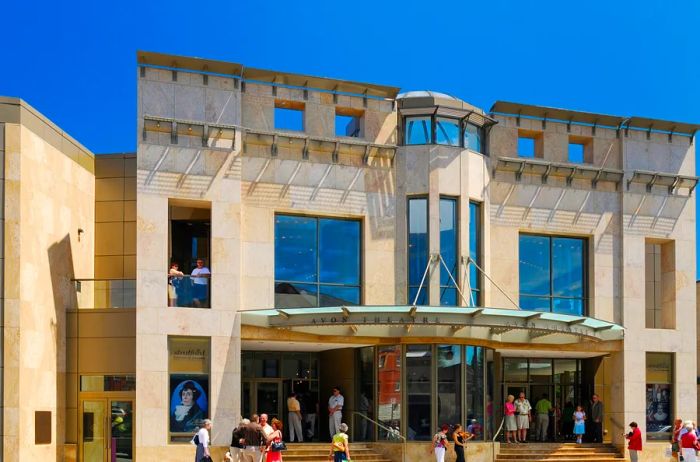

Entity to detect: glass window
[437,346,461,427]
[377,345,402,439]
[168,337,210,442]
[275,215,361,308]
[464,124,483,153]
[80,375,136,392]
[408,198,429,304]
[645,241,675,329]
[646,353,673,440]
[435,117,460,146]
[518,137,536,157]
[274,106,304,131]
[469,202,481,306]
[568,143,585,163]
[529,359,552,384]
[503,358,528,382]
[336,112,361,138]
[356,347,375,441]
[466,346,485,440]
[405,116,432,145]
[406,345,432,440]
[553,359,578,385]
[519,234,587,315]
[439,198,458,305]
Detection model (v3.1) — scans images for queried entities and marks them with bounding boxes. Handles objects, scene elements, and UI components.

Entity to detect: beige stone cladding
[0,97,95,462]
[136,59,398,458]
[489,112,697,449]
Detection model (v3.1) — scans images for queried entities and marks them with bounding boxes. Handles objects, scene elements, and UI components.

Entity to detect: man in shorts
[515,391,532,443]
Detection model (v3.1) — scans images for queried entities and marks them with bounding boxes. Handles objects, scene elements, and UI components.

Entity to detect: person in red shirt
[681,423,698,462]
[624,422,642,462]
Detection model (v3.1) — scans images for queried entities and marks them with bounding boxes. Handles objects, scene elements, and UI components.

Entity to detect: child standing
[573,405,586,444]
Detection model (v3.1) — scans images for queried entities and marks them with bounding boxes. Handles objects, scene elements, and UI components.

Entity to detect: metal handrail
[351,412,406,462]
[491,417,505,462]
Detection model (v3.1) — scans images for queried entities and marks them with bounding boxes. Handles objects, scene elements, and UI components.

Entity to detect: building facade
[1,51,698,462]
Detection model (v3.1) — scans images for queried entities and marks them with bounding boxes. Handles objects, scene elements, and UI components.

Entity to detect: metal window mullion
[432,344,437,438]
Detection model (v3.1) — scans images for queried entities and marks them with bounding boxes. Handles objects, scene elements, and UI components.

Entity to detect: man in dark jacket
[239,415,265,462]
[589,394,604,442]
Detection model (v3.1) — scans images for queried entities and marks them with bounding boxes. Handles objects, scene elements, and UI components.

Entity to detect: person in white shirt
[191,259,211,307]
[515,392,532,443]
[260,413,274,439]
[328,387,344,439]
[194,419,212,462]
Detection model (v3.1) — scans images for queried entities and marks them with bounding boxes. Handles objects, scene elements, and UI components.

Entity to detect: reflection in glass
[435,118,460,146]
[464,124,483,153]
[437,346,461,426]
[405,117,432,144]
[275,215,361,308]
[519,234,586,315]
[406,345,432,440]
[377,345,402,439]
[469,202,481,306]
[529,359,552,383]
[503,358,528,382]
[554,359,578,385]
[82,400,106,462]
[440,198,458,305]
[486,350,495,440]
[466,347,484,440]
[408,199,429,304]
[111,400,133,461]
[356,347,375,441]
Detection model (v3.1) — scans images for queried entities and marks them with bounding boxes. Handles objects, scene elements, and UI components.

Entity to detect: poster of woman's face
[169,375,208,433]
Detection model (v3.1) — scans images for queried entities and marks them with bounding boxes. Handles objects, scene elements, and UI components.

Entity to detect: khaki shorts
[516,415,529,430]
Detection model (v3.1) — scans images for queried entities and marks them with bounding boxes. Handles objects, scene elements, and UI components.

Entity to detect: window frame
[401,114,487,154]
[518,233,589,315]
[439,196,459,305]
[407,196,430,305]
[469,201,482,307]
[274,213,363,307]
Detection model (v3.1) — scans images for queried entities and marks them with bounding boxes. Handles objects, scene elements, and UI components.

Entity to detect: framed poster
[646,383,671,435]
[169,375,209,434]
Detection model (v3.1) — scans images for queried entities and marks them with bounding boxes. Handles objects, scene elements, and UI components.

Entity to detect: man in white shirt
[328,387,344,438]
[515,391,532,443]
[191,258,211,307]
[259,413,273,439]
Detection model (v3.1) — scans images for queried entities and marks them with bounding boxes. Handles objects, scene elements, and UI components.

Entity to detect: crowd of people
[671,419,700,462]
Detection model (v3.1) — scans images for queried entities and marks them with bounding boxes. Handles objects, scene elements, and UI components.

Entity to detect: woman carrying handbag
[266,418,286,462]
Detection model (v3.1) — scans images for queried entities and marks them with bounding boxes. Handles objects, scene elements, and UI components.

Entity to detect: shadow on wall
[48,234,78,460]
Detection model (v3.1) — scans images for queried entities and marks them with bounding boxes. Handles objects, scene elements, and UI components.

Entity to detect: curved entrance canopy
[240,306,624,344]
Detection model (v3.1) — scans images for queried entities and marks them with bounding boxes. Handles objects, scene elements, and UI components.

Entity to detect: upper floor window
[518,130,542,158]
[408,197,429,304]
[519,234,586,315]
[335,108,363,138]
[645,241,675,329]
[568,136,592,163]
[469,201,481,306]
[274,100,304,131]
[435,118,460,146]
[568,143,585,163]
[464,124,483,153]
[439,197,458,305]
[405,116,432,145]
[274,215,361,308]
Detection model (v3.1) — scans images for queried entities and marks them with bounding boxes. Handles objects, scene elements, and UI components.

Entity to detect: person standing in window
[430,424,450,462]
[287,392,303,442]
[168,261,184,307]
[625,422,642,462]
[191,258,211,307]
[328,387,344,439]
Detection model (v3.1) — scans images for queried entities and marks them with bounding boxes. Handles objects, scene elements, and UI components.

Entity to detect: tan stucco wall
[2,99,95,461]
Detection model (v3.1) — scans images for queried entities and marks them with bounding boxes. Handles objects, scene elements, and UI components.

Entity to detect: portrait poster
[646,383,671,435]
[169,374,209,434]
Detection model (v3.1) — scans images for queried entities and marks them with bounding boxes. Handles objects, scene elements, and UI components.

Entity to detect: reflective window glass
[356,347,375,441]
[408,198,429,304]
[439,198,458,305]
[503,358,528,382]
[529,359,552,383]
[469,202,481,306]
[519,234,587,315]
[435,117,460,146]
[275,215,361,308]
[406,345,432,440]
[437,346,461,426]
[464,124,483,153]
[466,346,485,440]
[377,345,402,439]
[405,117,432,145]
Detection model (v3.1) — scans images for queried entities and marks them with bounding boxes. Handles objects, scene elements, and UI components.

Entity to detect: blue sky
[2,0,700,271]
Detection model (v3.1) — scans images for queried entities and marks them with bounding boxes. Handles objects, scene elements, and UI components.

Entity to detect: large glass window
[405,116,432,145]
[469,202,481,306]
[275,215,361,307]
[466,346,485,440]
[437,345,461,427]
[435,117,460,146]
[464,123,483,153]
[408,198,429,304]
[646,353,673,441]
[377,345,402,439]
[406,345,432,441]
[356,347,375,441]
[439,198,458,305]
[519,234,586,315]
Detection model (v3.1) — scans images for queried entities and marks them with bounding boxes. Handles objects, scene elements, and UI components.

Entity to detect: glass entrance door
[80,399,134,462]
[256,382,281,420]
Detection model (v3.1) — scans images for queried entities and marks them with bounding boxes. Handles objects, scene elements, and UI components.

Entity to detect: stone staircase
[284,443,392,462]
[496,443,624,462]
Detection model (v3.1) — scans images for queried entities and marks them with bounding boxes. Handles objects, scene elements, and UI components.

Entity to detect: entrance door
[80,399,134,462]
[256,382,281,420]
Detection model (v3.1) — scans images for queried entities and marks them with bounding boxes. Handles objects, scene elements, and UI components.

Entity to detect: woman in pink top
[504,394,518,443]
